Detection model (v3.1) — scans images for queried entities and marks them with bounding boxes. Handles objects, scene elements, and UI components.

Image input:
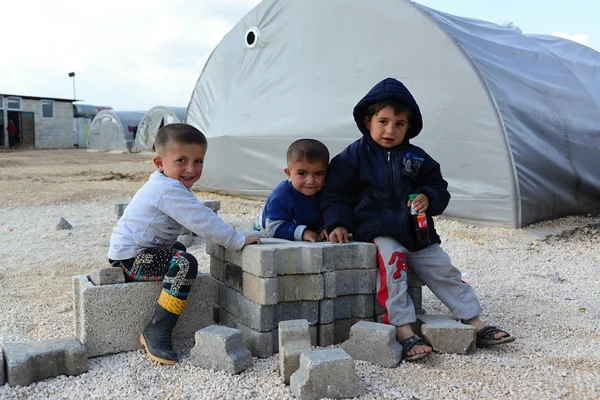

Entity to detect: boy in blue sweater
[254,139,329,242]
[322,78,514,361]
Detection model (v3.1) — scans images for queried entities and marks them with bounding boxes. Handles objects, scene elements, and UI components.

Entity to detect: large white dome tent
[135,106,187,151]
[88,110,145,152]
[186,0,600,228]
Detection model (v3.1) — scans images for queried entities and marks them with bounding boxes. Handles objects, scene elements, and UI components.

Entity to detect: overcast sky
[1,0,596,110]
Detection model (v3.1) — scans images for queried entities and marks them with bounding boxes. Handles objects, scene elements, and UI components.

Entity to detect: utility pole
[68,72,76,100]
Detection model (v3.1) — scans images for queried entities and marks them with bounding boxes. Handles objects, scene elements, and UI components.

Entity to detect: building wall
[21,99,75,148]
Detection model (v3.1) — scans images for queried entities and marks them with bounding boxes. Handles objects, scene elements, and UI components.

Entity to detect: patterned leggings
[109,242,198,315]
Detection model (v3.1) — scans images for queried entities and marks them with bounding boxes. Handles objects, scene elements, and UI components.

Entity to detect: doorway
[7,111,35,148]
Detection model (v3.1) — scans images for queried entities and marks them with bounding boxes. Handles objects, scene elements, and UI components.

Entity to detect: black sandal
[476,326,515,348]
[399,335,432,361]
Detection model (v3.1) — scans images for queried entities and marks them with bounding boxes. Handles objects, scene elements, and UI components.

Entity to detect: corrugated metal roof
[0,93,77,103]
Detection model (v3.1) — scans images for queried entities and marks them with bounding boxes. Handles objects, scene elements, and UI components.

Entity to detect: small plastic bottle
[409,193,430,249]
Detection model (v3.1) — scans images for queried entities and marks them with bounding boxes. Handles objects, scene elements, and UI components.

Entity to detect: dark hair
[286,139,330,165]
[365,99,412,121]
[154,123,207,154]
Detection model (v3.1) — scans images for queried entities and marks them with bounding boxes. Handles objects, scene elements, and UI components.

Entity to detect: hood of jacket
[353,77,423,141]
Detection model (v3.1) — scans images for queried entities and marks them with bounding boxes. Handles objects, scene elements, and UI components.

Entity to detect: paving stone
[189,325,252,374]
[279,320,312,385]
[415,314,476,354]
[323,269,377,298]
[218,283,319,331]
[211,257,324,305]
[290,348,364,400]
[319,294,375,324]
[114,201,130,218]
[178,229,194,247]
[56,217,73,231]
[3,337,88,387]
[317,317,375,346]
[320,241,377,270]
[218,309,317,358]
[341,321,402,367]
[73,273,217,357]
[89,267,125,286]
[0,347,5,385]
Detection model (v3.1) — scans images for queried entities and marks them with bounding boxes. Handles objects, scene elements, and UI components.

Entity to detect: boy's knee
[180,252,198,277]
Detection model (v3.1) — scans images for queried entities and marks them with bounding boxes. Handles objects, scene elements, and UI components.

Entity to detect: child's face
[365,106,410,148]
[153,141,207,189]
[284,160,328,196]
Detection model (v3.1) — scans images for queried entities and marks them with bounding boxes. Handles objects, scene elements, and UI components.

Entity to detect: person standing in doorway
[7,120,19,149]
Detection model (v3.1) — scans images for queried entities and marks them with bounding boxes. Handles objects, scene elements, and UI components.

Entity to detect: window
[0,97,3,109]
[7,97,21,110]
[41,100,54,119]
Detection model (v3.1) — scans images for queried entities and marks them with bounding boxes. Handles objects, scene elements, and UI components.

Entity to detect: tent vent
[245,27,260,48]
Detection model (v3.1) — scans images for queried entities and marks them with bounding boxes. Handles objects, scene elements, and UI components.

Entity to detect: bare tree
[502,21,523,34]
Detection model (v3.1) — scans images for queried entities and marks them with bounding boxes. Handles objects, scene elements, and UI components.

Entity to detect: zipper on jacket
[387,151,391,162]
[387,151,398,204]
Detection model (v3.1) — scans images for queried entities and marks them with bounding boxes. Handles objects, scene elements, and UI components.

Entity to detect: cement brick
[279,320,312,385]
[318,317,374,347]
[218,284,319,331]
[89,267,125,286]
[341,321,402,367]
[290,348,364,400]
[205,239,226,260]
[415,315,476,354]
[114,201,129,218]
[320,241,377,270]
[189,325,252,374]
[407,286,423,312]
[0,347,5,385]
[407,268,424,287]
[219,309,317,358]
[178,230,194,248]
[3,338,87,387]
[73,273,217,357]
[319,295,375,324]
[211,257,324,305]
[323,269,377,298]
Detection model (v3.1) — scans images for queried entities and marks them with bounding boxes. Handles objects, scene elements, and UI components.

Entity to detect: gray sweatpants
[374,236,482,327]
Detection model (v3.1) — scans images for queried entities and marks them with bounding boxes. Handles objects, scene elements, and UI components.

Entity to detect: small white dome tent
[186,0,600,228]
[88,110,145,152]
[135,106,187,151]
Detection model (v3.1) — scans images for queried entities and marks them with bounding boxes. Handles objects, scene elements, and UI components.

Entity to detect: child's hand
[244,235,261,246]
[319,229,328,241]
[329,227,349,244]
[302,229,320,242]
[407,193,429,212]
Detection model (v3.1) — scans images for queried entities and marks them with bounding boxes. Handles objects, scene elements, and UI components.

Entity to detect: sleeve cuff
[294,225,307,241]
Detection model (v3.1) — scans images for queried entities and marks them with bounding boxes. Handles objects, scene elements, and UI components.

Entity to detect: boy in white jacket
[108,123,261,365]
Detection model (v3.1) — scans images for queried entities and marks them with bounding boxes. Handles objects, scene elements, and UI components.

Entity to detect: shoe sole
[140,334,177,365]
[476,336,516,348]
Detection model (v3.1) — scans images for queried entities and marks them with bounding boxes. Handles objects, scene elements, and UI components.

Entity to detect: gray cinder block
[114,201,130,218]
[290,348,364,400]
[189,325,252,374]
[323,269,377,298]
[320,241,377,270]
[415,315,476,354]
[218,284,319,331]
[0,346,5,385]
[279,320,312,385]
[317,317,375,347]
[211,257,324,305]
[73,273,217,358]
[3,337,88,387]
[341,321,402,367]
[319,295,375,324]
[56,217,73,231]
[89,267,125,286]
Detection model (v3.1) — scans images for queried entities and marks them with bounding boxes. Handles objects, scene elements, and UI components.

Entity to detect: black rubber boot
[140,305,179,364]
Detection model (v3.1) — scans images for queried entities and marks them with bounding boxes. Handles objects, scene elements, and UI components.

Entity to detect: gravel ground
[0,149,599,400]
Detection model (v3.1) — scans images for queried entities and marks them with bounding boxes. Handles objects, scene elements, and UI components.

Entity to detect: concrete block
[218,284,319,331]
[290,348,364,400]
[218,309,317,358]
[114,201,129,218]
[320,241,377,270]
[0,346,5,385]
[73,273,217,357]
[341,321,402,367]
[407,268,424,287]
[89,267,125,286]
[407,286,423,312]
[318,317,374,346]
[199,200,221,213]
[189,325,252,374]
[177,229,194,248]
[415,315,476,354]
[211,257,324,305]
[3,338,88,387]
[319,294,375,324]
[323,269,377,298]
[279,320,312,385]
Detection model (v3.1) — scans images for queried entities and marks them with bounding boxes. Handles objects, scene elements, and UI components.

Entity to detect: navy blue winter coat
[321,78,450,251]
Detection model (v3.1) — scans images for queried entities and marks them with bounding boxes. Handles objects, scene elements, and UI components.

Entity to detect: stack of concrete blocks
[188,325,253,374]
[73,269,216,358]
[1,338,88,387]
[208,238,400,357]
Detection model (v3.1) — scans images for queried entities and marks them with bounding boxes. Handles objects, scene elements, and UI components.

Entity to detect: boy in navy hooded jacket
[322,78,514,361]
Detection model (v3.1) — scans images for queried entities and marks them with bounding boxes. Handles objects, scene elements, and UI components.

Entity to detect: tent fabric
[186,0,600,228]
[88,110,145,151]
[135,106,187,151]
